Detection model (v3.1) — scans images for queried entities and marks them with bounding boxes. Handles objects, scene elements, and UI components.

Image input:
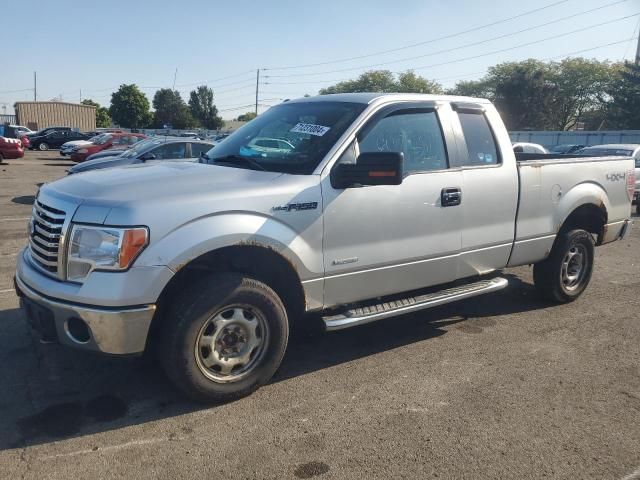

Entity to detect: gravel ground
[1,151,639,480]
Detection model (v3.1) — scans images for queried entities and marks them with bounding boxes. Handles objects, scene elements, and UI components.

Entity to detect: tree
[81,99,111,128]
[446,79,495,100]
[319,70,442,95]
[396,71,443,94]
[492,61,558,130]
[188,86,223,129]
[236,111,257,122]
[152,89,196,129]
[109,84,151,128]
[606,61,640,129]
[548,58,612,130]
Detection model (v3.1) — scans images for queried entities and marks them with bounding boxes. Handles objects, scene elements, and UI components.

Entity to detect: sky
[1,0,639,120]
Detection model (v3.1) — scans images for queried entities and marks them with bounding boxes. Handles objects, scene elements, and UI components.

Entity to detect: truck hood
[44,162,284,207]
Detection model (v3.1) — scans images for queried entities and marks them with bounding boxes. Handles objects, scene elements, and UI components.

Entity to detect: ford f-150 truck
[14,93,635,402]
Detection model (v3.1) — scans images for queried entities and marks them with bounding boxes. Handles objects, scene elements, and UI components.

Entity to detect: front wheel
[38,143,49,151]
[159,273,289,402]
[636,202,639,216]
[533,229,594,303]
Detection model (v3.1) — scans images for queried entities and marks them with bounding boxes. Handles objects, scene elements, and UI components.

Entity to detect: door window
[358,111,448,174]
[457,112,500,166]
[151,142,187,160]
[189,143,211,158]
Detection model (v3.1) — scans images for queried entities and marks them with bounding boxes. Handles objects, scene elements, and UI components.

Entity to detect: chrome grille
[29,199,66,276]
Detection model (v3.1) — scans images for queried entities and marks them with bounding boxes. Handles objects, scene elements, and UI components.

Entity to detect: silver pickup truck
[15,93,635,401]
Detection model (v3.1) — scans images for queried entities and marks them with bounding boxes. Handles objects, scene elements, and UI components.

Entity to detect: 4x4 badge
[272,202,318,212]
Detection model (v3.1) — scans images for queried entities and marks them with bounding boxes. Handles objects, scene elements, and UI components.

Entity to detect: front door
[321,104,463,308]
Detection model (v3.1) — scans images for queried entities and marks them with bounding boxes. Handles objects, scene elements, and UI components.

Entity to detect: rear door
[450,103,518,277]
[321,102,463,307]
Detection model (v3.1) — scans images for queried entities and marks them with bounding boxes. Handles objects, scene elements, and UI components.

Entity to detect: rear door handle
[441,187,462,207]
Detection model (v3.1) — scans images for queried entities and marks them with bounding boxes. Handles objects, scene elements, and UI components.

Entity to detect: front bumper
[15,274,155,355]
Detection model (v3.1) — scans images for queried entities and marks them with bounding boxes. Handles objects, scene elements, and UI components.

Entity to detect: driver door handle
[441,187,462,207]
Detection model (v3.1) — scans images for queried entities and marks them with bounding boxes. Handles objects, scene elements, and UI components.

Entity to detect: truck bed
[508,154,634,267]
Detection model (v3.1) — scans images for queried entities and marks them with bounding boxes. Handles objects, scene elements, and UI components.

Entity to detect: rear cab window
[454,107,500,167]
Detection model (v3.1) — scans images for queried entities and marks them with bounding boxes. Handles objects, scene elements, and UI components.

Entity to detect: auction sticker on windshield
[290,123,331,136]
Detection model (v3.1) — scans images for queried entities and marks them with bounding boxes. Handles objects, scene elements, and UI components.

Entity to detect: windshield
[89,134,107,142]
[122,138,158,158]
[205,101,366,174]
[95,134,113,145]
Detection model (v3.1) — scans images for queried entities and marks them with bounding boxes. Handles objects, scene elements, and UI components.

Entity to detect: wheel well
[560,203,607,244]
[153,245,306,334]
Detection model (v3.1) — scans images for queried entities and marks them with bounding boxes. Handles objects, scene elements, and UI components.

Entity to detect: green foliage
[606,62,640,129]
[447,58,621,131]
[152,89,196,129]
[188,86,224,129]
[236,111,257,122]
[81,99,111,128]
[319,70,442,95]
[109,84,152,129]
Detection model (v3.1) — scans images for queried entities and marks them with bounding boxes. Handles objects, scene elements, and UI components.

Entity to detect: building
[14,101,96,131]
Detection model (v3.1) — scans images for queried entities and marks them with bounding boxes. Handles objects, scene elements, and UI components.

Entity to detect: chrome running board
[323,277,508,331]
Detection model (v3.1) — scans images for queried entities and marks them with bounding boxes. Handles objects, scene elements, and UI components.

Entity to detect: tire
[533,229,594,303]
[38,143,49,151]
[636,202,640,216]
[0,153,4,162]
[158,272,289,402]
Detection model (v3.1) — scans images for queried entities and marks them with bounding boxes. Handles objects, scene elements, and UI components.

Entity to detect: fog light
[66,317,91,343]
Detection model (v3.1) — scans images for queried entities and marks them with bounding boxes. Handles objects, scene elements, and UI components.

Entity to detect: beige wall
[15,102,96,131]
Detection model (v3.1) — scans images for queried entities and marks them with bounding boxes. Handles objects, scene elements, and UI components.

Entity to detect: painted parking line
[0,217,30,221]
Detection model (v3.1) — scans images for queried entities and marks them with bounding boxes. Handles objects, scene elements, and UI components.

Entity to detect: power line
[406,13,638,73]
[263,0,575,71]
[265,9,638,79]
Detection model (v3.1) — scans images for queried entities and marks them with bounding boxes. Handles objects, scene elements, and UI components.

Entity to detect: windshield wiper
[212,155,266,171]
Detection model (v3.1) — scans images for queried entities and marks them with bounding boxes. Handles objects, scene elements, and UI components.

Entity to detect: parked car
[68,137,214,174]
[60,133,108,156]
[19,135,30,149]
[15,93,634,402]
[3,125,33,139]
[512,142,549,154]
[24,126,71,138]
[0,136,25,160]
[70,132,146,162]
[29,130,91,151]
[549,144,585,154]
[576,144,640,214]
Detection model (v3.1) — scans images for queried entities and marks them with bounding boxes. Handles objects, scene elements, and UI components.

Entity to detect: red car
[70,132,146,162]
[0,136,25,160]
[19,134,30,149]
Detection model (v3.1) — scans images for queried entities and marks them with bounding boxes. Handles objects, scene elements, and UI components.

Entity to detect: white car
[512,142,549,154]
[59,134,107,156]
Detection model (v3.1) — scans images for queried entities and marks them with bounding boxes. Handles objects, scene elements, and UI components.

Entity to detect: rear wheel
[533,229,594,303]
[636,202,640,216]
[159,272,289,402]
[38,143,49,151]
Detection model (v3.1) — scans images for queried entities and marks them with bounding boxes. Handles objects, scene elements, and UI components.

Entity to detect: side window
[189,143,210,158]
[151,142,186,160]
[457,112,499,166]
[358,111,448,174]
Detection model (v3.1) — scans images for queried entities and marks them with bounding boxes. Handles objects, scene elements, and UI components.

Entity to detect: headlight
[77,148,88,154]
[66,225,148,282]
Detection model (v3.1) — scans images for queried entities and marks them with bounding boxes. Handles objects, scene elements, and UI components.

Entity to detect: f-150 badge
[272,202,318,212]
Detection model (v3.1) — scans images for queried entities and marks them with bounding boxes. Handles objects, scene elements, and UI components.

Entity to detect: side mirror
[140,152,156,162]
[331,151,404,189]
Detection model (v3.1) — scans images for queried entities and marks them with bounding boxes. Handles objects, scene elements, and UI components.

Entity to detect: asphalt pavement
[1,151,639,479]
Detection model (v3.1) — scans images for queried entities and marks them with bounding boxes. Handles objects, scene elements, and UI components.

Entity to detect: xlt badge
[272,202,318,212]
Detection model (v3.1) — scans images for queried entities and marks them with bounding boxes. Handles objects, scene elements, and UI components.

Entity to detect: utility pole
[255,69,260,115]
[79,89,82,103]
[172,68,178,90]
[635,34,640,66]
[33,72,37,101]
